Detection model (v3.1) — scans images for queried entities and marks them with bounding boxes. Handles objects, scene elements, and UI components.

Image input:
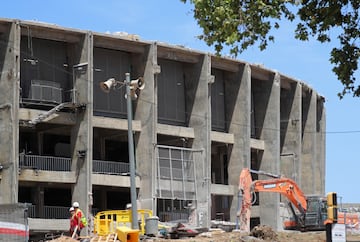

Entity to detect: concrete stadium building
[0,18,325,237]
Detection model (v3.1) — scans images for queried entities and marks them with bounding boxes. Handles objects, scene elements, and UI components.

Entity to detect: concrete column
[134,43,158,211]
[253,72,281,230]
[70,32,93,235]
[280,82,302,183]
[187,54,211,228]
[315,96,326,194]
[0,21,20,204]
[227,64,251,222]
[301,89,317,195]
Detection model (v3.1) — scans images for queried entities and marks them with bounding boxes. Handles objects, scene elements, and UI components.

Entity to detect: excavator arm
[237,168,308,232]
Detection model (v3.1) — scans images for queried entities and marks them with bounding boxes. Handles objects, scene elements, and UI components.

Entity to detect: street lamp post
[125,73,139,230]
[100,72,141,230]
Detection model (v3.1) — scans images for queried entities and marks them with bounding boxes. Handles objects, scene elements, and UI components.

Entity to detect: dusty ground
[149,225,360,242]
[149,231,360,242]
[47,225,360,242]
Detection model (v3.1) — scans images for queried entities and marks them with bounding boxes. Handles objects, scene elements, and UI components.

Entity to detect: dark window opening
[19,131,38,155]
[20,37,71,107]
[43,134,70,157]
[211,69,226,132]
[157,59,187,126]
[105,140,129,162]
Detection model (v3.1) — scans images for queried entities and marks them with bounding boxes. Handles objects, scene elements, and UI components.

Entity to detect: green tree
[181,0,360,98]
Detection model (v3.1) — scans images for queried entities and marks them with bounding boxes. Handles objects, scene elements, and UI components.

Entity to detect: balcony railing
[93,160,129,175]
[19,154,130,175]
[27,205,69,219]
[27,205,100,219]
[19,154,71,171]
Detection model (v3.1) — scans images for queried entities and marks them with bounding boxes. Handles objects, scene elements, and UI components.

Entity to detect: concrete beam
[250,138,265,151]
[19,108,76,125]
[28,218,69,233]
[19,170,76,183]
[211,184,235,196]
[210,131,234,144]
[92,116,141,131]
[93,33,148,53]
[157,123,195,138]
[19,20,85,43]
[157,44,203,63]
[211,56,245,73]
[92,174,140,187]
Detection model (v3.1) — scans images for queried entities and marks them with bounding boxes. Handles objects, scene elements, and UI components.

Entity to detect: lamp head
[100,78,116,93]
[130,77,145,90]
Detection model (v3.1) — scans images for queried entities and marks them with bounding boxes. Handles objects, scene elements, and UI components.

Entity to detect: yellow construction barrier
[116,226,139,242]
[93,209,153,236]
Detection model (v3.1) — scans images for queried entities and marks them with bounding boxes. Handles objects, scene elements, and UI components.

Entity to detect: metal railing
[158,210,189,222]
[27,205,70,219]
[19,154,130,175]
[26,204,112,220]
[19,154,71,171]
[92,160,129,175]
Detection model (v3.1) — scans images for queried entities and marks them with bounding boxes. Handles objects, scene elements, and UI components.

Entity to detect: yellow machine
[93,209,153,236]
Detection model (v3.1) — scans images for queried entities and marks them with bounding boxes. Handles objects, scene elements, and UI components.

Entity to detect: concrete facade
[0,18,326,236]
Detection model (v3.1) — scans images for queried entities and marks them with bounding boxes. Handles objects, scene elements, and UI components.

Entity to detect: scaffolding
[155,145,200,222]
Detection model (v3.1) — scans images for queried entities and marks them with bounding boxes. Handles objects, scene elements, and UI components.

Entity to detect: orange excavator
[237,168,359,232]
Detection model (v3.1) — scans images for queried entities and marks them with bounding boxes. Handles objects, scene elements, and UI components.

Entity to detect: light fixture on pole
[99,73,144,230]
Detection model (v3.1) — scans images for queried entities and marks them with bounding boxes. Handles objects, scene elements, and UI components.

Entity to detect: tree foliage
[181,0,360,98]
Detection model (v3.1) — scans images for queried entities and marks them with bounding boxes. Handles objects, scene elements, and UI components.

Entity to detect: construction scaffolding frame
[155,145,200,221]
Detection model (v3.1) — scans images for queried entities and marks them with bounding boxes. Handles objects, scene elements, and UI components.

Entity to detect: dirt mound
[249,225,279,241]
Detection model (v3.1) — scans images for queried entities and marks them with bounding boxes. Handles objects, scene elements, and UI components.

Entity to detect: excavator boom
[252,177,307,213]
[238,168,359,232]
[238,168,308,231]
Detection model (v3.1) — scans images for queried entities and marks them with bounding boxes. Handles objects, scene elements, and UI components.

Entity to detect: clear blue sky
[1,0,359,203]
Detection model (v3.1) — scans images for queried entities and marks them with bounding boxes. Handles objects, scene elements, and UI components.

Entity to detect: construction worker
[69,207,77,237]
[72,202,85,238]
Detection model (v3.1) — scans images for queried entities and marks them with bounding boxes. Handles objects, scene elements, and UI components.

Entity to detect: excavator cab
[302,196,327,231]
[283,195,327,231]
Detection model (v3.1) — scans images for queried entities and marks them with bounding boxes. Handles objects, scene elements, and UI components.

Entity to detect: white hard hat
[69,207,75,212]
[72,202,79,208]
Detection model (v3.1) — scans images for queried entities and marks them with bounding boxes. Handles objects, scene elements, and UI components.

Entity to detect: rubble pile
[249,225,279,241]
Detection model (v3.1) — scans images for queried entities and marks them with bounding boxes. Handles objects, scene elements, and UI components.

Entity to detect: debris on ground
[249,225,279,241]
[168,222,200,239]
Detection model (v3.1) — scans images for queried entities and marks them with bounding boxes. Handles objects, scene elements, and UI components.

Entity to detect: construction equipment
[93,209,154,237]
[237,168,359,232]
